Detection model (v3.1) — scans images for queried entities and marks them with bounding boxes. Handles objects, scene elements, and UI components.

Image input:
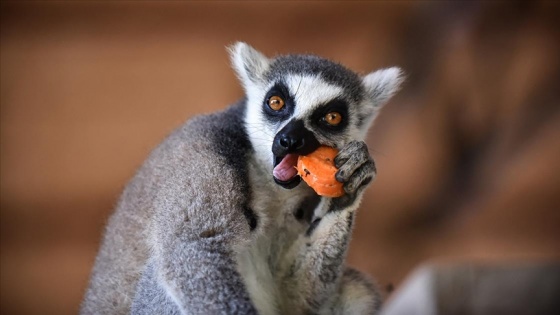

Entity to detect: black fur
[243,206,258,231]
[309,98,350,136]
[294,194,322,223]
[262,82,295,123]
[306,218,322,236]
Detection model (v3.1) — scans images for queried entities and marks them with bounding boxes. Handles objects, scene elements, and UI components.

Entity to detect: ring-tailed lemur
[81,42,403,315]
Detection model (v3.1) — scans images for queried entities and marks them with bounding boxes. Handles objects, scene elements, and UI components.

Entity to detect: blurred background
[1,1,559,314]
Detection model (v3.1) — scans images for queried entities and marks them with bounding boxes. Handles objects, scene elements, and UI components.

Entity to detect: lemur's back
[81,102,253,314]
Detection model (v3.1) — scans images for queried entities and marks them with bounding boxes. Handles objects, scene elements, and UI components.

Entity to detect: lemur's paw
[335,141,376,194]
[330,141,376,210]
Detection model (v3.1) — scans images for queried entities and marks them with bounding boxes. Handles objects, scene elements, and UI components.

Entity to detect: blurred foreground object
[381,263,560,315]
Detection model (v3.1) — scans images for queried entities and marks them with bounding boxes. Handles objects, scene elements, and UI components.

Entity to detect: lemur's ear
[362,67,404,108]
[229,42,270,89]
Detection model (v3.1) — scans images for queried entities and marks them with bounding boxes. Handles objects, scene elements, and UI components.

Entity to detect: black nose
[273,119,321,157]
[279,136,304,151]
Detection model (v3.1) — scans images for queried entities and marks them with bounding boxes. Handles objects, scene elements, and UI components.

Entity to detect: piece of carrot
[297,146,344,197]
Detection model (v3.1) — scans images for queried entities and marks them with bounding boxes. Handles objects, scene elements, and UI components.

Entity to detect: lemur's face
[255,75,363,189]
[230,43,402,189]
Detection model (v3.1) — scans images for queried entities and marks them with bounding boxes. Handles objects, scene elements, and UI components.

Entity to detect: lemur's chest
[236,163,319,313]
[236,206,306,315]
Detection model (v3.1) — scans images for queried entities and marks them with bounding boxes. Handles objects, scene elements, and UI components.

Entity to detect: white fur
[236,155,315,315]
[243,74,348,171]
[287,74,344,119]
[362,67,404,107]
[229,42,271,89]
[243,83,275,170]
[158,272,188,315]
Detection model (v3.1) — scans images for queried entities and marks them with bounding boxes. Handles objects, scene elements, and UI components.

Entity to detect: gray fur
[81,42,402,314]
[81,103,257,314]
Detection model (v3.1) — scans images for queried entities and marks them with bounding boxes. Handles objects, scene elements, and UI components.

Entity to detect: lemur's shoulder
[182,100,252,168]
[139,100,252,182]
[134,99,257,233]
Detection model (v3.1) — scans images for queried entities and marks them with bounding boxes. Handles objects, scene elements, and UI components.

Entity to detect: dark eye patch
[309,98,349,133]
[262,82,294,123]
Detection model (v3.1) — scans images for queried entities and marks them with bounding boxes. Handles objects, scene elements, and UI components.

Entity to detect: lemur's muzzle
[272,119,320,189]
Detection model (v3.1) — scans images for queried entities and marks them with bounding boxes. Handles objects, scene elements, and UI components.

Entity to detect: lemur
[81,42,403,315]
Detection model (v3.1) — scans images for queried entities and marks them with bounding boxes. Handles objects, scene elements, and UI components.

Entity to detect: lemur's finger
[334,141,366,168]
[335,142,370,183]
[343,161,375,195]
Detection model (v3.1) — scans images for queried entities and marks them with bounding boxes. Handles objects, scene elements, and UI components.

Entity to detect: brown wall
[1,2,559,314]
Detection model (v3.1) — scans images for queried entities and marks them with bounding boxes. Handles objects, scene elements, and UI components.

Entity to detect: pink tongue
[273,154,299,182]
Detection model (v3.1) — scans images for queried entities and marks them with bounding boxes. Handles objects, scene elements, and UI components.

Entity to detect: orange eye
[324,112,342,126]
[268,96,285,111]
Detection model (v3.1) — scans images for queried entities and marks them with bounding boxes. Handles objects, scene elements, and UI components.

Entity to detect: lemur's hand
[330,141,376,211]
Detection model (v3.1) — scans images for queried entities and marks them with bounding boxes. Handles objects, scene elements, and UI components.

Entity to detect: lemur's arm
[130,117,258,315]
[131,233,256,315]
[278,141,376,313]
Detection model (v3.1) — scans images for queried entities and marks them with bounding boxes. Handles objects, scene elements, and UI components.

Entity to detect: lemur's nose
[273,119,320,157]
[279,136,304,150]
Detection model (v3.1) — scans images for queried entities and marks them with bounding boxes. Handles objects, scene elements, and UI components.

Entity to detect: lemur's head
[230,42,403,189]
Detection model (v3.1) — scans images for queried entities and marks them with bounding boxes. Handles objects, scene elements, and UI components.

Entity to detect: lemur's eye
[268,96,285,111]
[324,112,342,126]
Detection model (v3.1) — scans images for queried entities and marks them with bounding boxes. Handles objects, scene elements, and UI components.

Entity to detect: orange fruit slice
[297,146,344,197]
